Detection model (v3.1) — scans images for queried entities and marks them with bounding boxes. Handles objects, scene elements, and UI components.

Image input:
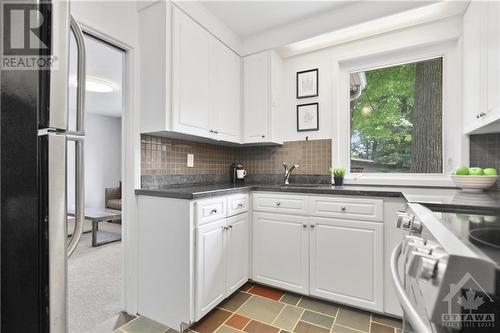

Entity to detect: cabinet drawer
[309,196,383,222]
[253,192,308,215]
[227,193,249,217]
[195,197,227,225]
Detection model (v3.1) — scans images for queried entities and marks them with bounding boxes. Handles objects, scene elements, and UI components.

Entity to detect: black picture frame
[297,103,319,132]
[296,68,319,99]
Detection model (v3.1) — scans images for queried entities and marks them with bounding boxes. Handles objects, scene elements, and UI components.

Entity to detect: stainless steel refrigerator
[1,1,86,331]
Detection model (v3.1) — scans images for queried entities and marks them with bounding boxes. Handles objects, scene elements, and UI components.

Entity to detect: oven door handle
[391,242,432,333]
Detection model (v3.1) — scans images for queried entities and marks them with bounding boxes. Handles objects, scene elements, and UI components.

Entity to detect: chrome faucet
[283,162,299,185]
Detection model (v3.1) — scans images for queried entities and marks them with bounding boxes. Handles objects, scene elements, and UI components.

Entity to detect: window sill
[344,174,455,188]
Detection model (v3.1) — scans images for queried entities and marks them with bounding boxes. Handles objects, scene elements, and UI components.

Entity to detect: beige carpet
[68,221,123,333]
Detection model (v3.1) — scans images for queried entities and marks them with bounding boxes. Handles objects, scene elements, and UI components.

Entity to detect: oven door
[391,242,435,333]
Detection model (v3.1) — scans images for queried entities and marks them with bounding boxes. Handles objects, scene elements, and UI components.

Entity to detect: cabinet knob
[341,207,346,212]
[211,208,218,214]
[476,112,487,119]
[302,224,307,228]
[214,130,219,134]
[237,203,243,208]
[310,224,315,229]
[276,202,281,207]
[261,135,266,138]
[228,225,233,229]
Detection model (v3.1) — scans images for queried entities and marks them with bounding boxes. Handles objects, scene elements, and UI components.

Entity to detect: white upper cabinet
[139,5,242,143]
[243,51,283,144]
[463,1,500,134]
[172,7,212,138]
[138,1,172,133]
[211,39,242,143]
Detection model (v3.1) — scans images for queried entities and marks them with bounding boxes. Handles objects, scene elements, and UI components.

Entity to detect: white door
[309,217,384,312]
[172,8,212,138]
[212,39,241,143]
[226,213,249,295]
[252,212,309,294]
[243,52,270,143]
[195,219,226,320]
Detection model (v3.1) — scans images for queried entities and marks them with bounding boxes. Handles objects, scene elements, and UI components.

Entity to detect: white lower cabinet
[252,212,310,294]
[195,219,227,320]
[226,214,250,294]
[195,212,249,320]
[309,217,384,312]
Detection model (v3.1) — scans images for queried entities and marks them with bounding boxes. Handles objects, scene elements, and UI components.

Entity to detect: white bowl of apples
[451,167,498,191]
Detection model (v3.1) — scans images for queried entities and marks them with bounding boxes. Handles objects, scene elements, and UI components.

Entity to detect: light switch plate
[187,154,194,167]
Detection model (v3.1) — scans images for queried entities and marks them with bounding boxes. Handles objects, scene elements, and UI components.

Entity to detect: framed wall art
[296,68,318,99]
[297,103,319,132]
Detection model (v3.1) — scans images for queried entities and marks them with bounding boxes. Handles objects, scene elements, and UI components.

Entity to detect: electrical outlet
[187,154,194,167]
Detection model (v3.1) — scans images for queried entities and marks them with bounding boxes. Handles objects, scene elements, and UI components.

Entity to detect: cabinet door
[243,52,270,143]
[463,1,484,133]
[226,213,249,295]
[309,217,383,312]
[485,1,500,122]
[172,8,212,138]
[195,219,226,320]
[252,212,309,294]
[212,40,241,143]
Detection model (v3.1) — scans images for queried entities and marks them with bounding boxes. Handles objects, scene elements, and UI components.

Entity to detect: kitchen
[1,1,500,333]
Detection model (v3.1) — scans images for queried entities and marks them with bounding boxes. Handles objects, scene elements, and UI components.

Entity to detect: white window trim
[334,40,467,187]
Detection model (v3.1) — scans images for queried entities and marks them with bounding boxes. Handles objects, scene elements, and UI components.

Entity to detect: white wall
[86,114,122,208]
[276,17,462,141]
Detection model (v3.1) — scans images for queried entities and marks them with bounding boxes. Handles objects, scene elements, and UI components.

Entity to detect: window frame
[335,41,466,187]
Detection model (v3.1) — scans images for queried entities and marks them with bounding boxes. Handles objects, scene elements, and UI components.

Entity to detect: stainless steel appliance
[391,203,500,333]
[1,1,86,331]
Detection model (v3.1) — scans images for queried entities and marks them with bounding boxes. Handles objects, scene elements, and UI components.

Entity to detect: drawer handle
[302,224,307,228]
[210,209,218,214]
[341,207,346,212]
[310,224,315,229]
[276,202,281,207]
[228,225,233,229]
[237,203,243,208]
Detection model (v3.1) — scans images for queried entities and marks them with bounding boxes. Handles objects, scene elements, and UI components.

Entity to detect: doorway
[67,32,127,333]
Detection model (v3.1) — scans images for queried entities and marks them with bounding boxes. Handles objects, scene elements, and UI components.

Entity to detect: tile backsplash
[470,133,500,188]
[141,135,332,186]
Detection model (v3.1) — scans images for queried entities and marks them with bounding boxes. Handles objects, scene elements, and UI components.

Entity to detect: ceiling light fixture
[85,77,114,93]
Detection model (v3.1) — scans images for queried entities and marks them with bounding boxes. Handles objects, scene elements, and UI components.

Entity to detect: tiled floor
[115,283,402,333]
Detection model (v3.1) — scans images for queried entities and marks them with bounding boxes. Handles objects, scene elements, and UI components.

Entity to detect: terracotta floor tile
[226,314,251,330]
[293,321,330,333]
[248,285,284,301]
[191,309,232,333]
[370,322,395,333]
[243,320,280,333]
[219,292,251,312]
[239,282,255,292]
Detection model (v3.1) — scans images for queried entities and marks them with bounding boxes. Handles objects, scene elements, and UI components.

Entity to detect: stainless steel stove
[391,203,500,333]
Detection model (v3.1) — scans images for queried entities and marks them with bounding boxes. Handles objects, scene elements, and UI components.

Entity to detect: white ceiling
[69,34,123,118]
[200,1,353,38]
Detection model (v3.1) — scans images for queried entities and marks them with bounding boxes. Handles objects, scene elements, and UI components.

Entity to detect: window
[349,57,443,174]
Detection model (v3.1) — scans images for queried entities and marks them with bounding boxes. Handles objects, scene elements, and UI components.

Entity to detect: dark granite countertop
[135,183,500,212]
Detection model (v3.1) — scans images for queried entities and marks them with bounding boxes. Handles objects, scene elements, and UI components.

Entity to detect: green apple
[454,166,469,175]
[469,167,484,176]
[484,168,498,176]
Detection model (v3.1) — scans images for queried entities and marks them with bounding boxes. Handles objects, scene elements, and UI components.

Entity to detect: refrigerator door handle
[49,0,70,130]
[67,135,85,257]
[70,15,86,135]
